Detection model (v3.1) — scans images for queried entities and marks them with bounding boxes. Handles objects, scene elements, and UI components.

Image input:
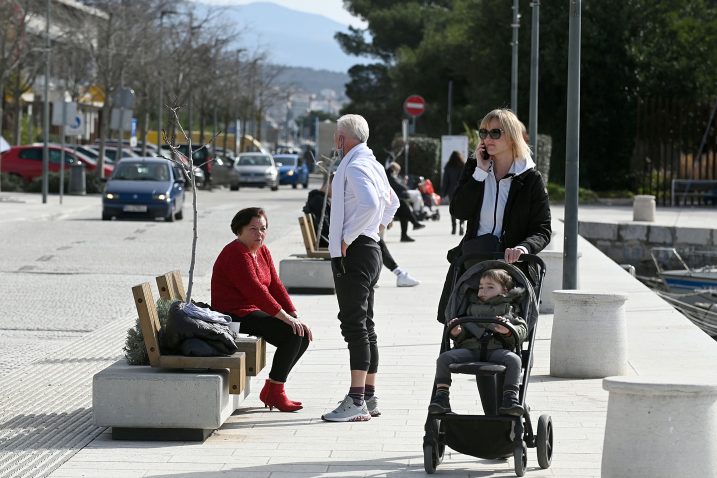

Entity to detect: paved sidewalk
[1,195,715,477]
[44,205,717,477]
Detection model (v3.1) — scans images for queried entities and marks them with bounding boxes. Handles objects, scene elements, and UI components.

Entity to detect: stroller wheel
[536,414,553,469]
[513,442,527,477]
[423,444,437,474]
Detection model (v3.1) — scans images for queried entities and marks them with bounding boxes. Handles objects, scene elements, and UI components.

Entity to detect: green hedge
[390,136,441,185]
[0,173,25,192]
[23,172,104,194]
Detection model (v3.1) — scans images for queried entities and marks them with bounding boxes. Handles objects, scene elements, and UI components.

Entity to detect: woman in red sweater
[212,207,312,412]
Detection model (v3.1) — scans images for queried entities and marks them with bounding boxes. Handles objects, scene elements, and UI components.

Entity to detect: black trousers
[233,310,310,382]
[395,199,419,238]
[378,238,398,272]
[332,235,382,373]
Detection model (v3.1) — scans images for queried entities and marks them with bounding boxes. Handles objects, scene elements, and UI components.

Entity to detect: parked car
[210,155,240,190]
[1,144,113,182]
[274,153,309,189]
[160,144,214,189]
[102,157,185,222]
[234,153,279,190]
[155,149,205,189]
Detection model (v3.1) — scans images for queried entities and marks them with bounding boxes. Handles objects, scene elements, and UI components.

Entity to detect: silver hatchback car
[234,153,279,191]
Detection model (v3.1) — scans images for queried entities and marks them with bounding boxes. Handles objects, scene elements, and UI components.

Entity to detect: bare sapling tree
[161,105,220,303]
[313,149,340,245]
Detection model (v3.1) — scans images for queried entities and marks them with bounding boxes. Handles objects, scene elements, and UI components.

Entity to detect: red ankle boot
[260,379,301,407]
[263,381,303,412]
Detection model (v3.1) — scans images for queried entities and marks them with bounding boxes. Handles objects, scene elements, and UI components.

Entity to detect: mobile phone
[480,147,489,160]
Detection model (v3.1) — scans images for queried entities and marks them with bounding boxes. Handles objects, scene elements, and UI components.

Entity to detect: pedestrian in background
[441,150,466,235]
[322,114,399,422]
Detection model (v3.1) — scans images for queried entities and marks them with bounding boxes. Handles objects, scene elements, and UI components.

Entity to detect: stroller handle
[454,252,546,273]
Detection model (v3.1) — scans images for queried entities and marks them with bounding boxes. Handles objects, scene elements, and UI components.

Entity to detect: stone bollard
[550,290,628,378]
[632,194,655,222]
[601,376,717,478]
[537,250,581,313]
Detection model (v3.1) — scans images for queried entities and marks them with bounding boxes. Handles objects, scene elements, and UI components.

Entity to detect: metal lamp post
[563,0,581,289]
[41,0,51,204]
[510,0,520,114]
[157,9,177,150]
[528,1,540,156]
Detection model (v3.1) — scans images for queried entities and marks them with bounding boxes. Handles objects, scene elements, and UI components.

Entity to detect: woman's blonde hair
[479,109,532,160]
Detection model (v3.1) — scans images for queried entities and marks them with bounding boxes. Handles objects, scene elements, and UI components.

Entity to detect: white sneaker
[397,271,420,287]
[322,395,371,422]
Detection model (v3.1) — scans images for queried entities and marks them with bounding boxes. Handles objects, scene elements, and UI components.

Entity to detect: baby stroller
[422,253,552,476]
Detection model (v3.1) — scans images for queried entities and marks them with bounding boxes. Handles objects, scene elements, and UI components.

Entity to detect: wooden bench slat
[132,279,248,394]
[299,215,331,259]
[153,270,267,378]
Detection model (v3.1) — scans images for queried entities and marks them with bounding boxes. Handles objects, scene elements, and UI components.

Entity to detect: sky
[193,0,367,28]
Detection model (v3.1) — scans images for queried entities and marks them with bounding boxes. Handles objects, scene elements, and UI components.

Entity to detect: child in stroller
[428,268,527,416]
[422,255,552,476]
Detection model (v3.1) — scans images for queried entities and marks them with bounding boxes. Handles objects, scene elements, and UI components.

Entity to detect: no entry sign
[403,95,426,117]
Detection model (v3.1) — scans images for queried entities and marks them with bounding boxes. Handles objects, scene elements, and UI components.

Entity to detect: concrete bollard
[632,194,656,222]
[550,290,628,378]
[537,250,581,313]
[601,376,717,478]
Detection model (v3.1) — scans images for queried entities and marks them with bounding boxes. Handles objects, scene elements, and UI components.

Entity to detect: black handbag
[461,233,503,268]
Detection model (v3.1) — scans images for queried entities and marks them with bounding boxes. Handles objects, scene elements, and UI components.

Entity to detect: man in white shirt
[321,114,399,422]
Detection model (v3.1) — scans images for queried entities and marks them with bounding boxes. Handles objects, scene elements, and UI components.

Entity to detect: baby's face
[478,277,507,301]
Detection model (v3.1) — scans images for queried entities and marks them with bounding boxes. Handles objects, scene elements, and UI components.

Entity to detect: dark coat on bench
[160,301,239,357]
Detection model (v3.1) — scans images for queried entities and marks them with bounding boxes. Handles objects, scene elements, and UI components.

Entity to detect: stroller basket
[441,414,516,459]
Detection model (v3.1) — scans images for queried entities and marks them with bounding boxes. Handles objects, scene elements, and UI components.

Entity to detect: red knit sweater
[211,240,295,317]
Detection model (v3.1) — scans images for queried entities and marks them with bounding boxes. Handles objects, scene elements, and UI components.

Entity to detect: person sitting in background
[303,177,420,287]
[386,162,425,242]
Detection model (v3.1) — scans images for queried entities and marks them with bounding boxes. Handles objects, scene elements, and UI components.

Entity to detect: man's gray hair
[337,114,369,143]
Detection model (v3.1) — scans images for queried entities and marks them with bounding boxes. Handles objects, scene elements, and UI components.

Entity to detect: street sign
[65,114,83,136]
[51,101,78,126]
[112,87,135,109]
[403,95,426,117]
[110,108,133,130]
[130,118,137,147]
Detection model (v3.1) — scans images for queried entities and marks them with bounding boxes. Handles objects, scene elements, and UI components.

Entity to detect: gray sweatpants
[435,348,521,389]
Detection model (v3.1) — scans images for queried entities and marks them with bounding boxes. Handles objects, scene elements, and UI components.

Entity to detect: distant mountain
[275,66,349,100]
[195,1,367,73]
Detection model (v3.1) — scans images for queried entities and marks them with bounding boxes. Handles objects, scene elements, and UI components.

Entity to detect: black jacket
[437,157,551,323]
[441,164,462,200]
[449,157,551,254]
[161,301,239,356]
[303,189,330,247]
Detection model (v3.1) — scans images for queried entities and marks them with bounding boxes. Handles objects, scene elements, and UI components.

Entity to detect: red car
[0,144,113,182]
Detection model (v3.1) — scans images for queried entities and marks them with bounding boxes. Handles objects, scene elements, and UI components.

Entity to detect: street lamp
[510,0,520,114]
[528,1,540,156]
[42,0,51,204]
[157,9,177,150]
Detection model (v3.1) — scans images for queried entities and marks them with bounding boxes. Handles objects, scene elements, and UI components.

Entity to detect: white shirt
[472,157,535,241]
[329,143,399,257]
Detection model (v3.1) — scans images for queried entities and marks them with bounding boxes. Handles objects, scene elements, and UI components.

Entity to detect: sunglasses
[478,128,504,140]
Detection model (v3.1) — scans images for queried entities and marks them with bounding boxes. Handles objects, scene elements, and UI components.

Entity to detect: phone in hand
[480,145,490,160]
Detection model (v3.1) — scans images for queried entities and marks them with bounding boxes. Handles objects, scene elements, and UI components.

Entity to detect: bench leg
[229,366,246,395]
[112,427,213,441]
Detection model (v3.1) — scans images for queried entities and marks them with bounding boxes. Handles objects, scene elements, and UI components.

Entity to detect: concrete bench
[92,271,267,441]
[93,360,248,441]
[278,215,335,294]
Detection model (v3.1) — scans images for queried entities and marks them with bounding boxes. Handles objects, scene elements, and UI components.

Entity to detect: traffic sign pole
[403,95,426,178]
